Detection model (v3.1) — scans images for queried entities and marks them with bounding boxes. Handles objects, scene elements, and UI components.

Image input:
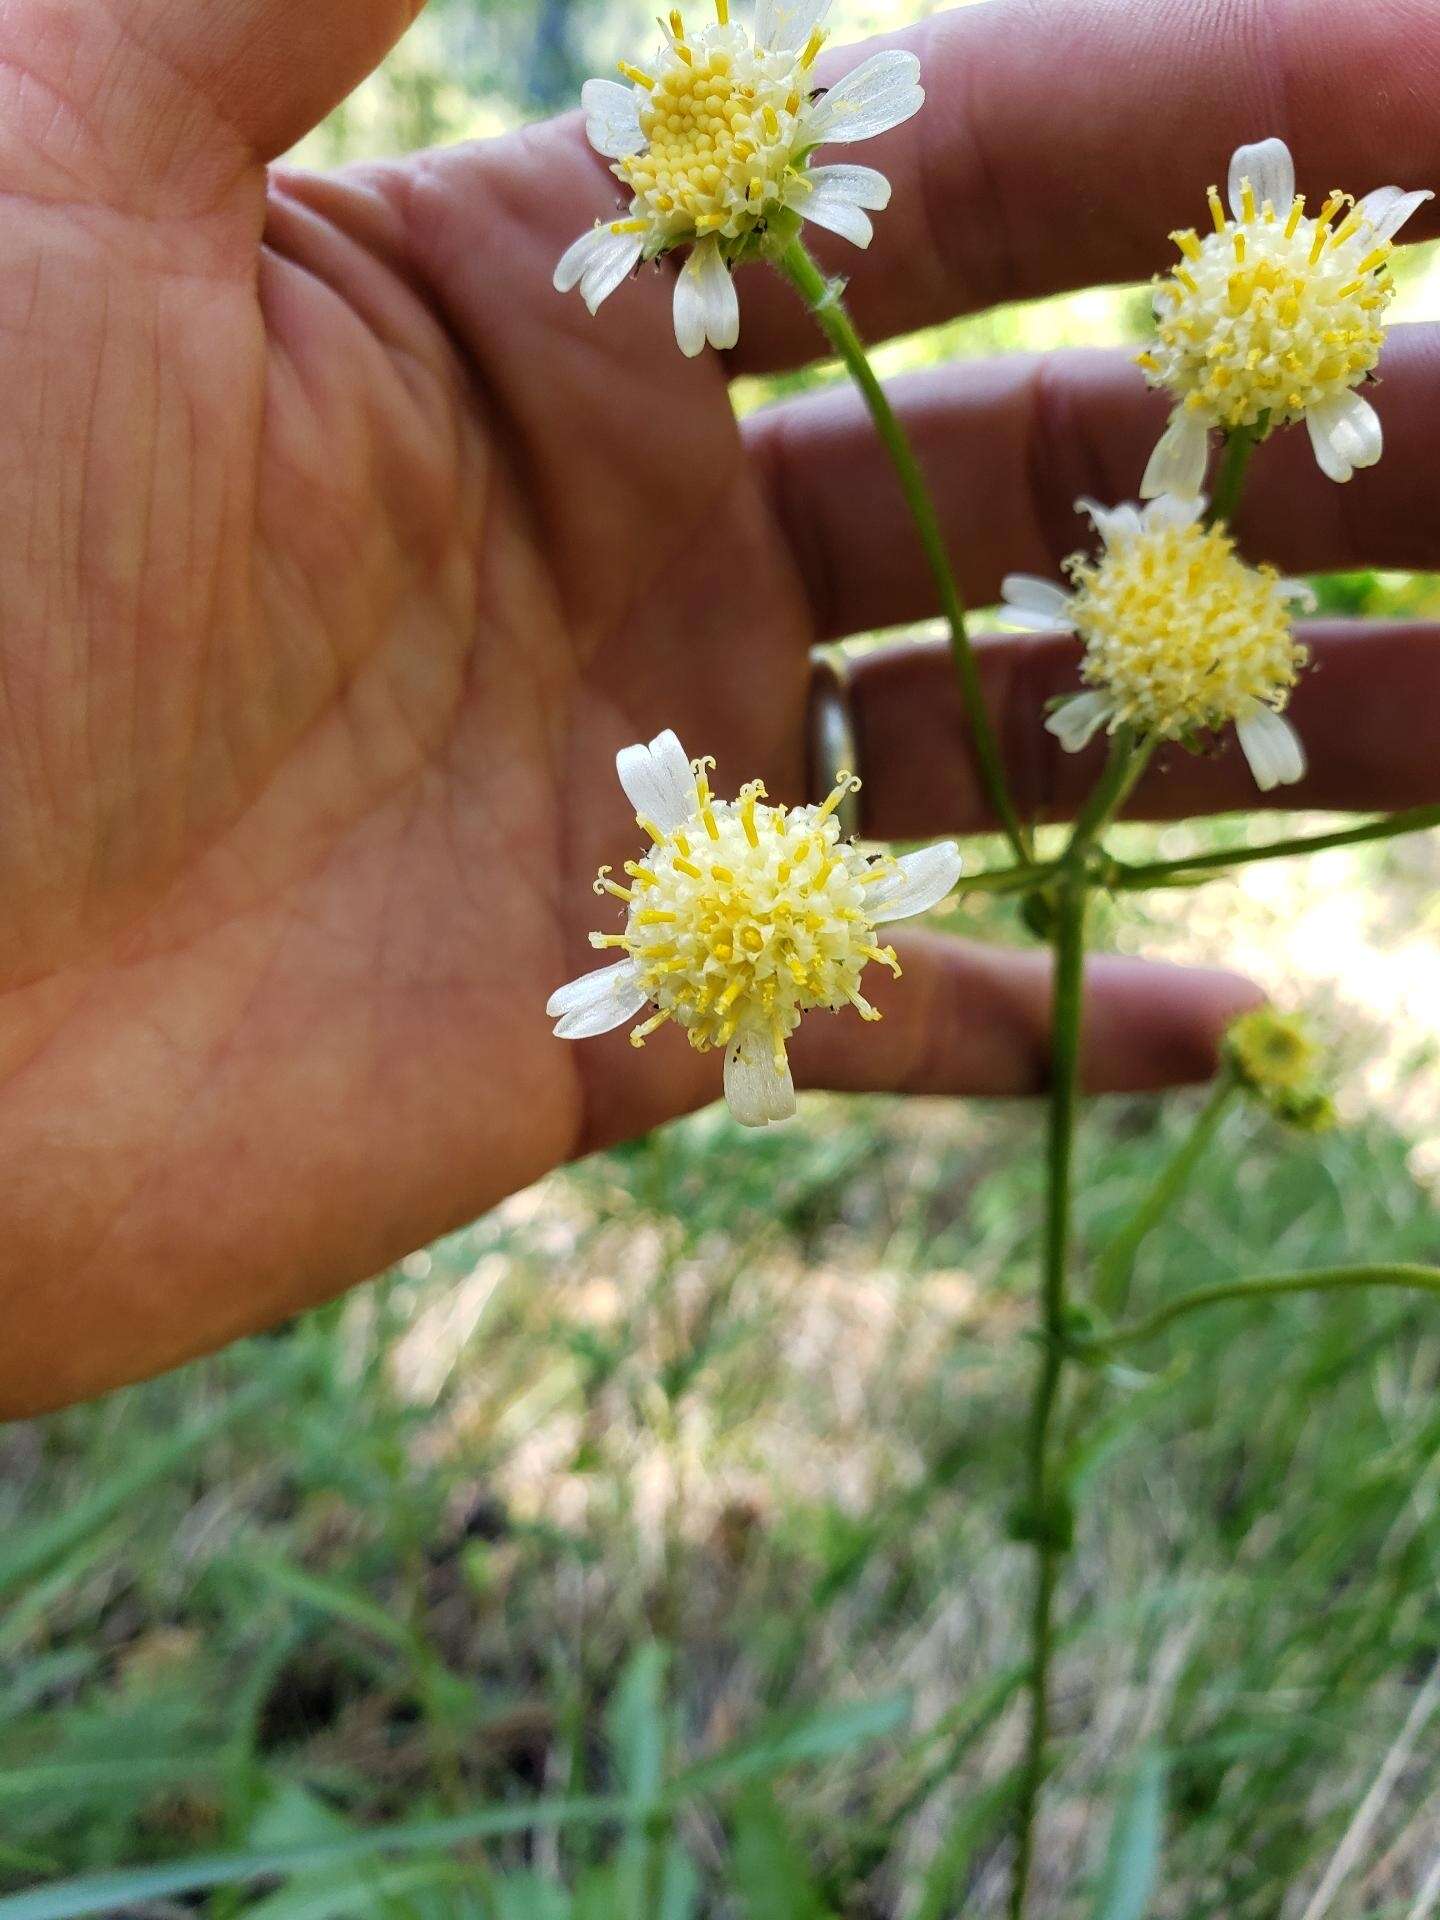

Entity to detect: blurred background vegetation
[3,3,1438,1916]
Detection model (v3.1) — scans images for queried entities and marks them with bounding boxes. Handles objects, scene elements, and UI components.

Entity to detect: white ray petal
[1227,137,1295,219]
[999,574,1075,631]
[554,226,644,313]
[867,842,963,923]
[616,729,695,832]
[724,1030,797,1127]
[796,163,892,248]
[1140,411,1211,500]
[1045,691,1116,755]
[806,50,924,145]
[754,0,832,53]
[1236,707,1307,792]
[1076,497,1144,547]
[673,238,739,358]
[580,78,645,159]
[548,961,648,1038]
[1277,577,1319,612]
[1307,390,1383,483]
[1141,491,1207,532]
[1356,185,1434,246]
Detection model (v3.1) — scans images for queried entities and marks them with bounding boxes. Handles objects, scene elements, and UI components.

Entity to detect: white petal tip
[724,1033,797,1127]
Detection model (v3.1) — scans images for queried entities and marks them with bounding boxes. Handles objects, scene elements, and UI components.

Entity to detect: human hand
[1,0,1434,1413]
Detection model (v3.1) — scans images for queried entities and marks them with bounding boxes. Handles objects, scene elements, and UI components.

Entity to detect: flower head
[1225,1007,1335,1130]
[1140,137,1431,496]
[1000,495,1314,792]
[554,1,923,356]
[547,730,961,1126]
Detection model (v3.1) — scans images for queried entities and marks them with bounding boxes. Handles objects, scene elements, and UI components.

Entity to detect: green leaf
[913,1778,1018,1920]
[0,1796,629,1920]
[679,1693,909,1793]
[730,1787,825,1920]
[607,1644,668,1918]
[245,1860,471,1920]
[1088,1753,1166,1920]
[490,1870,572,1920]
[0,1365,296,1603]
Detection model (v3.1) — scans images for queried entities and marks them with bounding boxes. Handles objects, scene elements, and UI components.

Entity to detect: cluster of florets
[1225,1009,1336,1131]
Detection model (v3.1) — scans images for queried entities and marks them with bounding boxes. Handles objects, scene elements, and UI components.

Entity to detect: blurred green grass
[5,2,1439,1916]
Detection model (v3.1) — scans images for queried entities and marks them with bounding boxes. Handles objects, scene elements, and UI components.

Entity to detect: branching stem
[1085,1265,1440,1353]
[774,238,1030,864]
[1110,804,1440,888]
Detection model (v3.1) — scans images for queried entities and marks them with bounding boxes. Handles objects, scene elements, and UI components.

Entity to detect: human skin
[0,0,1435,1415]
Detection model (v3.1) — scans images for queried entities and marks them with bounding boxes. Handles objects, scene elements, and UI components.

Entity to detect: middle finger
[744,324,1440,641]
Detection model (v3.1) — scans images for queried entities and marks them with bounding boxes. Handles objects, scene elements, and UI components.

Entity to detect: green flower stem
[1205,420,1262,528]
[1009,871,1088,1920]
[1009,726,1150,1919]
[1092,1075,1240,1320]
[774,238,1030,865]
[958,860,1057,896]
[1083,1265,1440,1355]
[1071,728,1153,847]
[1110,804,1440,889]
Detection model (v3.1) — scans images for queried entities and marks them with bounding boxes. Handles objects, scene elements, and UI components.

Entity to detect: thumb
[4,0,425,200]
[142,0,427,163]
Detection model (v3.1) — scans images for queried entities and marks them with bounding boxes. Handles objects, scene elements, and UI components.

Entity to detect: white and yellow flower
[1140,137,1431,496]
[547,731,961,1126]
[553,0,923,356]
[1000,495,1315,793]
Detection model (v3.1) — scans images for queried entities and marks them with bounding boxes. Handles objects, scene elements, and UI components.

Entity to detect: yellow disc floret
[1144,177,1393,431]
[1225,1009,1321,1098]
[1065,515,1307,739]
[611,8,824,249]
[588,761,897,1069]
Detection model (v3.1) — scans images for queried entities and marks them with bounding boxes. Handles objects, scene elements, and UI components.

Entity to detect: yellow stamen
[673,856,703,880]
[618,61,655,88]
[1329,209,1365,249]
[609,218,649,235]
[714,0,728,20]
[629,1010,672,1048]
[1172,229,1203,263]
[1240,179,1257,222]
[815,771,861,822]
[1207,186,1227,232]
[1284,194,1305,238]
[800,25,826,67]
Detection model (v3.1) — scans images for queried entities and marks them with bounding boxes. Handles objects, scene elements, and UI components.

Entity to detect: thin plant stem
[1205,420,1262,527]
[1086,1265,1440,1354]
[1092,1075,1240,1319]
[1111,804,1440,889]
[1010,873,1087,1920]
[958,860,1057,896]
[1071,728,1153,846]
[774,238,1030,864]
[1010,730,1147,1918]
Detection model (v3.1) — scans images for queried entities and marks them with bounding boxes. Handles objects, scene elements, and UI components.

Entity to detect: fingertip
[1081,958,1262,1093]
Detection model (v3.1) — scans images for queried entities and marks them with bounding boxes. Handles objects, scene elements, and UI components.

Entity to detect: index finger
[728,0,1440,375]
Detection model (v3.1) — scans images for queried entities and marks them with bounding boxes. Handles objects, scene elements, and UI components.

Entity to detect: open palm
[4,0,1437,1414]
